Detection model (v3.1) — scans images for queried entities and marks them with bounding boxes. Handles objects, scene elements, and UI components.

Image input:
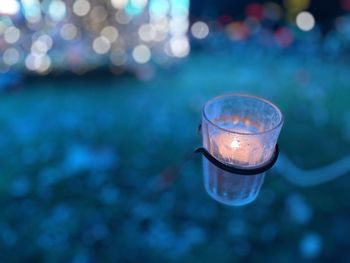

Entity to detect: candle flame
[230,138,240,149]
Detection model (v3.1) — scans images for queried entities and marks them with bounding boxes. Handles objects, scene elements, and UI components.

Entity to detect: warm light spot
[170,18,189,35]
[36,55,51,73]
[230,138,240,149]
[101,26,119,42]
[169,36,190,57]
[0,0,20,15]
[151,16,169,32]
[25,54,51,73]
[31,40,50,54]
[153,31,166,42]
[296,11,315,31]
[60,23,78,40]
[138,24,156,41]
[111,0,128,9]
[37,35,53,49]
[115,10,132,24]
[49,0,66,21]
[30,35,53,56]
[25,54,38,71]
[191,21,209,39]
[226,22,249,41]
[132,44,151,63]
[73,0,91,16]
[90,6,107,23]
[92,36,111,54]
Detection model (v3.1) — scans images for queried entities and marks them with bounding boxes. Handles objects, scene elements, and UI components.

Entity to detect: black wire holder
[195,145,279,176]
[196,124,279,175]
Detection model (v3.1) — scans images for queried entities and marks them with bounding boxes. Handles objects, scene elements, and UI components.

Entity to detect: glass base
[202,158,265,206]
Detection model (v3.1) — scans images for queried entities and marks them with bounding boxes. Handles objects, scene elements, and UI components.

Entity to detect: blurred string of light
[208,1,323,48]
[0,0,190,74]
[0,0,348,75]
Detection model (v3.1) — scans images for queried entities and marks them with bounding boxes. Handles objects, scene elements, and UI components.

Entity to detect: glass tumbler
[201,94,283,206]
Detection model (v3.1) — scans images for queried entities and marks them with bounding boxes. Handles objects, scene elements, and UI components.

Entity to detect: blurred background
[1,0,350,262]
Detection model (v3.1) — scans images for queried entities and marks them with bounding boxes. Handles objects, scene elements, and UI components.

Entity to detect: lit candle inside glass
[201,94,283,206]
[213,132,264,166]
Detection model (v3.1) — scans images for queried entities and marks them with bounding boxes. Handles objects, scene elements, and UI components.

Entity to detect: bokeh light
[101,26,119,42]
[170,36,190,57]
[132,44,152,63]
[0,0,20,15]
[3,48,20,66]
[4,26,21,44]
[60,23,78,40]
[138,24,156,41]
[0,0,189,73]
[191,21,209,39]
[73,0,91,16]
[296,11,315,31]
[115,10,132,24]
[25,53,52,73]
[93,36,111,54]
[90,5,108,23]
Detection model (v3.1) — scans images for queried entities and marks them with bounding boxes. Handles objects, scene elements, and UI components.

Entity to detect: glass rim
[202,93,284,136]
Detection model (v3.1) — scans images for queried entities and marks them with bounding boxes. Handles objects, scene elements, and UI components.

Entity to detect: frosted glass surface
[201,94,283,206]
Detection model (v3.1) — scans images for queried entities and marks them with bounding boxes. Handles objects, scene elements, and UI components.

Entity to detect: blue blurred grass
[0,51,349,262]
